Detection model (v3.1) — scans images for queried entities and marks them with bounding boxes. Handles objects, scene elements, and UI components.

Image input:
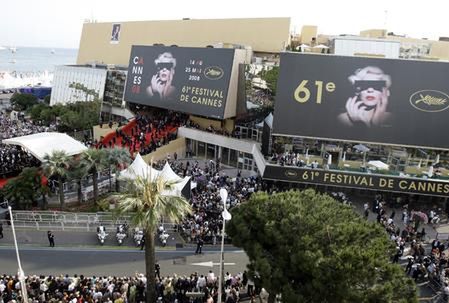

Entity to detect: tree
[10,93,38,111]
[42,151,70,209]
[104,147,132,192]
[258,66,279,96]
[227,189,417,303]
[81,148,106,203]
[69,82,99,101]
[115,176,192,303]
[67,159,88,205]
[3,167,41,210]
[28,103,49,121]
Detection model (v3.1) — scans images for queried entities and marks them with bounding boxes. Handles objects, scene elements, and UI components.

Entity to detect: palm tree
[105,147,132,192]
[67,158,88,205]
[43,150,70,209]
[115,175,192,303]
[81,148,106,203]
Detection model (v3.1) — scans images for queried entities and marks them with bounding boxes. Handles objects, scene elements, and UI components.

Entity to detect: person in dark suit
[0,222,3,238]
[195,236,204,254]
[431,239,441,251]
[48,231,55,247]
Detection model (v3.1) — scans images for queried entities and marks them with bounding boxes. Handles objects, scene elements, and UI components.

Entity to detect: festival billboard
[263,165,449,197]
[273,53,449,149]
[124,45,235,119]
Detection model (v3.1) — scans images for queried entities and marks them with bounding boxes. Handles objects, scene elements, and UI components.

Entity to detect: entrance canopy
[2,132,88,162]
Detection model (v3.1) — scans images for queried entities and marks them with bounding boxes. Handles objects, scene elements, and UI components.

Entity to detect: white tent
[368,160,389,170]
[119,154,160,181]
[120,155,190,197]
[160,162,183,182]
[2,132,88,162]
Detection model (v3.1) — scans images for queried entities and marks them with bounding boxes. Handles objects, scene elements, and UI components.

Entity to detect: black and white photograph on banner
[273,53,449,149]
[124,45,238,119]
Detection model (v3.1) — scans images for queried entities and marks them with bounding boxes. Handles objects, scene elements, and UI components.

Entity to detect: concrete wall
[77,18,291,65]
[188,116,235,133]
[142,137,186,162]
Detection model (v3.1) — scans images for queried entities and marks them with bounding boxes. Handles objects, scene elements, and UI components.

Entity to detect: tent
[2,132,88,162]
[160,162,192,199]
[119,154,160,181]
[119,154,191,198]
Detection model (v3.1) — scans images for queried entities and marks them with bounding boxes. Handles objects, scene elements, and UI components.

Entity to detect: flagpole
[217,214,226,303]
[8,206,28,303]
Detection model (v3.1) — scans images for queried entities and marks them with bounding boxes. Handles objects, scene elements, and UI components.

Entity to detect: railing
[1,211,177,232]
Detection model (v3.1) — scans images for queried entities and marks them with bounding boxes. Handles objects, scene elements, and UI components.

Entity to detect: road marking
[191,261,236,267]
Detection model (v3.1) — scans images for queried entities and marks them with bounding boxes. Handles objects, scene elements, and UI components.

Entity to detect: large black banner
[124,46,235,119]
[263,165,449,197]
[273,53,449,149]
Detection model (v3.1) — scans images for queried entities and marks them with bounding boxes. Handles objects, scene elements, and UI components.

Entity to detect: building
[52,18,449,203]
[77,17,291,66]
[50,65,107,106]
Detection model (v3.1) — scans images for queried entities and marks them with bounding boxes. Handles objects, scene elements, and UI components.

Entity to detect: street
[0,245,248,277]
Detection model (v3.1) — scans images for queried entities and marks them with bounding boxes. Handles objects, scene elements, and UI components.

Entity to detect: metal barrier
[4,211,177,232]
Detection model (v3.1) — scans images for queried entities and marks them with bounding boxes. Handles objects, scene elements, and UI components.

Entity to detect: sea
[0,47,78,73]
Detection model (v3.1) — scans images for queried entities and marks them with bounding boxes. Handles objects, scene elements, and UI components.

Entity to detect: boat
[51,49,55,54]
[0,46,6,50]
[9,46,17,53]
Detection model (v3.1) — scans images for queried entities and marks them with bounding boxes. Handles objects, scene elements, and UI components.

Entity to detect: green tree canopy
[2,167,41,209]
[227,189,417,303]
[10,93,38,111]
[104,147,132,192]
[259,66,279,95]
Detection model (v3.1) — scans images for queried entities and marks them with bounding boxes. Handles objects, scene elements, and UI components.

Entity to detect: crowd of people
[0,112,56,178]
[269,151,320,169]
[0,269,265,303]
[366,194,449,300]
[98,112,187,156]
[152,159,265,245]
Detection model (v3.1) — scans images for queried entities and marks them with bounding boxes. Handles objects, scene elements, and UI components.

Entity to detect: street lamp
[218,188,232,303]
[8,206,28,302]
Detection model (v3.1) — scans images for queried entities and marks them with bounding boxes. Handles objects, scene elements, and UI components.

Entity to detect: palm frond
[114,174,192,231]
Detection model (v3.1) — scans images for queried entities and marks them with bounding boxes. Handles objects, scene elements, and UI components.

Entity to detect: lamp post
[218,188,231,303]
[8,206,28,302]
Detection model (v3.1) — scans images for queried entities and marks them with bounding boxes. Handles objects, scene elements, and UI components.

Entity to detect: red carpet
[0,178,9,188]
[99,119,178,155]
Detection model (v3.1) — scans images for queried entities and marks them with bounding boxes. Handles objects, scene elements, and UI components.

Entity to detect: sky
[1,0,448,49]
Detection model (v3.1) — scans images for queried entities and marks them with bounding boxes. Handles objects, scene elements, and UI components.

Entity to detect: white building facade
[50,65,107,106]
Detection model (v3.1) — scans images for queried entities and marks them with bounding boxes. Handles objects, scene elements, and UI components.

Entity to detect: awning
[2,132,88,162]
